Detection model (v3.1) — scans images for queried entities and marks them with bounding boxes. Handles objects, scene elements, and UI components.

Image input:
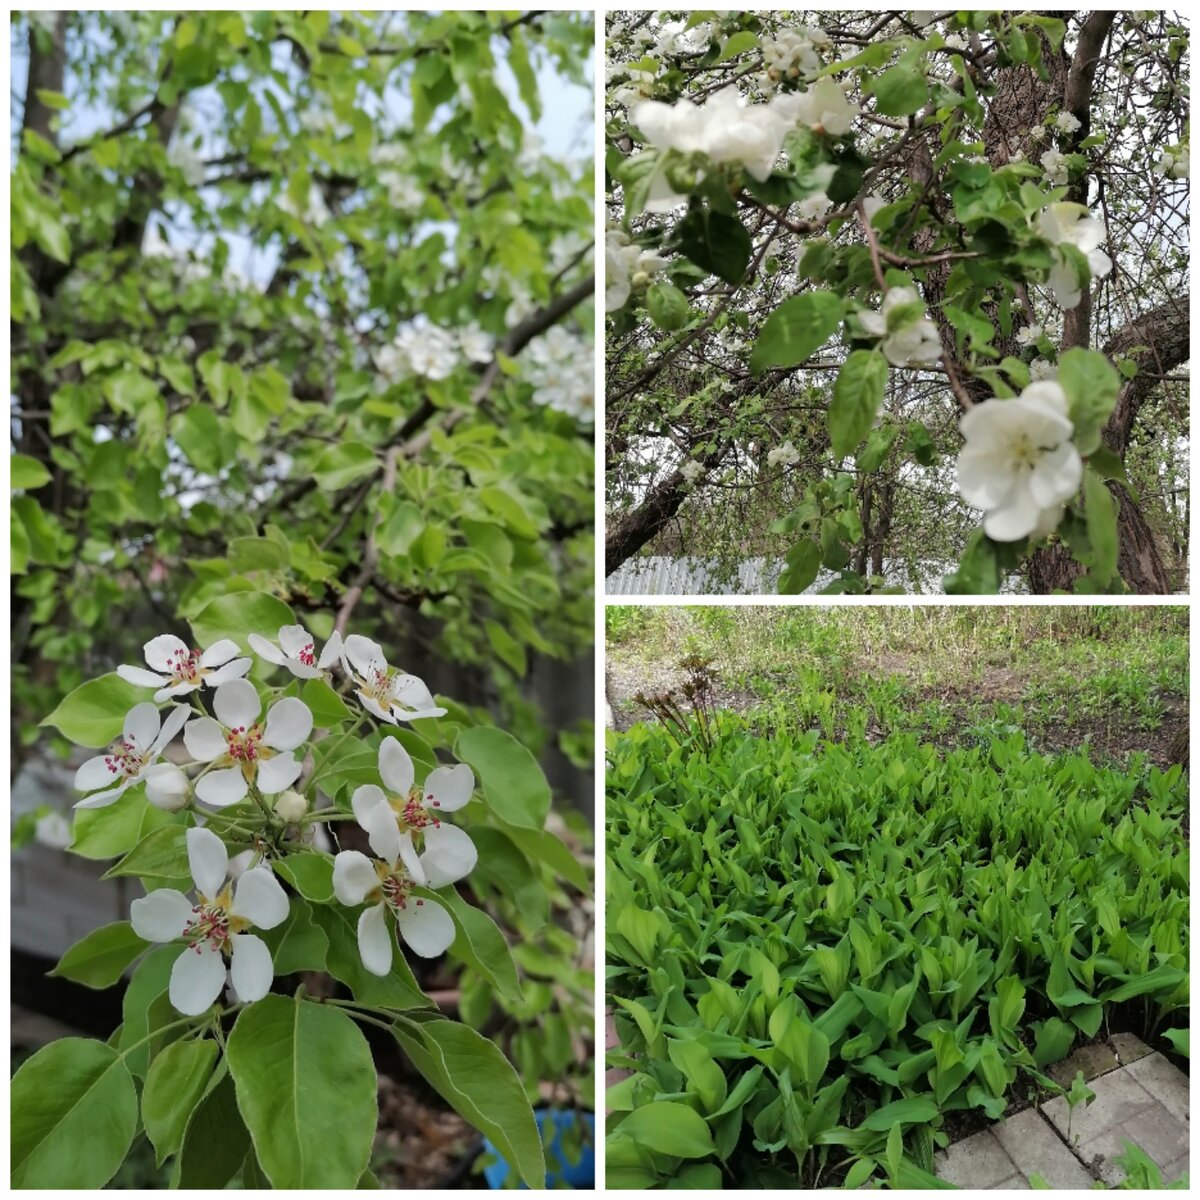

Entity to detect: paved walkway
[936,1037,1189,1188]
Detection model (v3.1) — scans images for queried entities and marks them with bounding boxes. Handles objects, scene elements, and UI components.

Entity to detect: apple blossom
[761,28,823,78]
[767,441,800,469]
[332,833,456,974]
[340,635,446,724]
[1015,323,1043,346]
[183,678,313,807]
[131,827,289,1015]
[1038,203,1113,308]
[118,634,251,702]
[1053,111,1082,134]
[858,287,943,366]
[351,737,477,890]
[606,230,671,312]
[74,702,190,809]
[680,459,705,484]
[248,624,343,679]
[956,381,1083,541]
[1040,147,1069,186]
[773,77,859,136]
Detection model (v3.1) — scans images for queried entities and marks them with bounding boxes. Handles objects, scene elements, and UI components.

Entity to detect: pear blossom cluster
[1037,202,1112,309]
[760,26,829,82]
[71,620,484,1014]
[956,381,1082,541]
[630,81,858,212]
[376,322,493,382]
[524,326,595,424]
[1153,146,1189,180]
[605,229,671,312]
[858,287,942,367]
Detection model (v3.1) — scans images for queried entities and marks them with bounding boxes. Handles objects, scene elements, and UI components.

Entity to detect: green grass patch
[605,717,1188,1189]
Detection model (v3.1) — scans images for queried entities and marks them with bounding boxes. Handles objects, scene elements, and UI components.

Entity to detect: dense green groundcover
[606,718,1188,1189]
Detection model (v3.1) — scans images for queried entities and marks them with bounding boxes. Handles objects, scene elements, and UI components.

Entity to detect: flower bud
[275,790,308,824]
[767,68,781,82]
[630,269,651,289]
[788,66,800,79]
[144,763,190,812]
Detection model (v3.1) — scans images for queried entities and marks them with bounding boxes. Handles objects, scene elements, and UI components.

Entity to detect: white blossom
[944,33,967,50]
[680,459,705,483]
[274,789,308,823]
[772,78,859,137]
[1038,203,1112,308]
[377,325,460,381]
[1039,148,1069,186]
[457,323,494,365]
[1054,111,1082,135]
[340,635,446,724]
[277,184,330,227]
[1029,359,1057,382]
[248,625,342,680]
[858,287,943,367]
[1015,323,1043,346]
[605,230,671,311]
[957,382,1082,541]
[74,703,191,809]
[183,679,313,807]
[351,738,477,890]
[119,635,251,702]
[761,28,824,78]
[131,828,289,1015]
[797,192,832,221]
[767,441,800,469]
[145,763,191,812]
[523,326,594,423]
[1030,124,1046,141]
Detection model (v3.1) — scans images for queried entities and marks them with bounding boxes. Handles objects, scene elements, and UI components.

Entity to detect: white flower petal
[357,902,393,976]
[378,737,414,796]
[353,785,402,865]
[424,764,474,813]
[983,487,1045,542]
[154,681,198,702]
[130,889,193,942]
[123,703,161,753]
[169,943,226,1015]
[277,625,312,659]
[144,634,190,673]
[256,753,302,794]
[144,762,191,811]
[187,826,229,898]
[230,933,274,1002]
[195,767,248,808]
[1029,441,1082,508]
[213,678,261,731]
[333,850,380,906]
[358,693,396,723]
[199,638,241,668]
[397,830,425,884]
[263,697,313,751]
[248,632,287,665]
[73,782,129,808]
[118,665,170,688]
[395,897,455,958]
[231,867,289,930]
[317,631,343,670]
[205,659,253,686]
[151,703,191,754]
[421,824,478,889]
[75,754,120,792]
[183,716,228,762]
[343,634,387,679]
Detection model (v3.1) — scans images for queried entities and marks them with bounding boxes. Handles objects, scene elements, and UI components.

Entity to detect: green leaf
[273,852,335,902]
[229,536,289,574]
[394,1013,545,1187]
[72,786,174,861]
[104,824,191,882]
[11,1038,138,1188]
[118,944,184,1077]
[312,442,380,491]
[12,507,30,573]
[717,30,759,62]
[829,350,888,458]
[1083,470,1118,585]
[1033,1017,1076,1067]
[1162,1028,1188,1058]
[259,895,329,974]
[501,823,589,891]
[425,885,522,1002]
[615,1100,716,1158]
[190,591,296,650]
[227,995,378,1188]
[750,291,844,375]
[302,676,353,726]
[1102,965,1187,1003]
[872,65,929,116]
[142,1039,220,1165]
[49,921,150,989]
[11,453,51,490]
[646,281,691,330]
[1087,445,1127,482]
[455,725,549,829]
[859,1096,939,1131]
[1058,347,1119,455]
[172,406,223,474]
[672,206,752,285]
[41,672,147,747]
[177,1070,251,1187]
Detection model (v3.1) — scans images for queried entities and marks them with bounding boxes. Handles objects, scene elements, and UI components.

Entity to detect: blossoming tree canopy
[15,608,578,1189]
[11,9,595,769]
[604,11,1189,594]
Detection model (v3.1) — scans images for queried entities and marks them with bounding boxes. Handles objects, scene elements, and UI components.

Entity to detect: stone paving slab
[938,1049,1189,1189]
[992,1108,1094,1189]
